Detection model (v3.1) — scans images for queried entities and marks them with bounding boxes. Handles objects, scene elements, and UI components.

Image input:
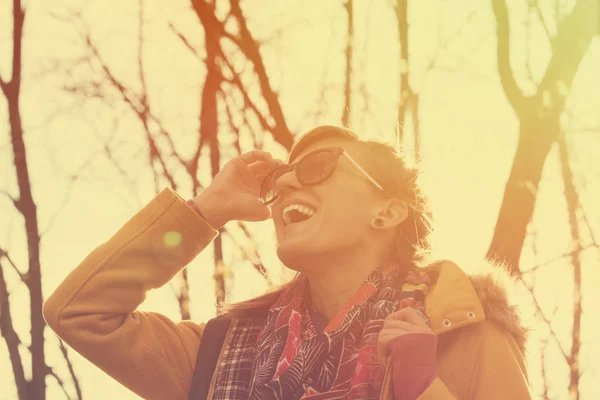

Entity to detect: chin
[276,239,320,272]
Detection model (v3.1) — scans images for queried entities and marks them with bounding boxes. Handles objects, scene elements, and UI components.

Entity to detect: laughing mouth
[282,203,316,226]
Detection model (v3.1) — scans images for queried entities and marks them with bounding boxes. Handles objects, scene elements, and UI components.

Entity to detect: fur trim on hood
[442,257,533,354]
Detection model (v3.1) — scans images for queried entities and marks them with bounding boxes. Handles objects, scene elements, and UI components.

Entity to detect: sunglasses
[259,147,384,205]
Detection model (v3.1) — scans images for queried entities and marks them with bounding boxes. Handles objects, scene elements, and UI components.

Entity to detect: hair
[218,125,433,318]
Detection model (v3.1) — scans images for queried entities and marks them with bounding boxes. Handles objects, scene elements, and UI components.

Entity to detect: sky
[1,0,600,399]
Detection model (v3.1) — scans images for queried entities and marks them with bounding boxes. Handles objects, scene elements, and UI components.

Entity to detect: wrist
[190,191,229,229]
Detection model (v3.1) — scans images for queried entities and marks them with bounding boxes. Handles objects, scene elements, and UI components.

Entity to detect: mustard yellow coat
[43,188,532,399]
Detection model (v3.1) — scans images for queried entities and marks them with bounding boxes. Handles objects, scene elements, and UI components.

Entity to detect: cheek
[320,190,372,225]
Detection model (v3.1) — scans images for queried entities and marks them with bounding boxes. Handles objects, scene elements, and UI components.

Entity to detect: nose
[273,169,302,197]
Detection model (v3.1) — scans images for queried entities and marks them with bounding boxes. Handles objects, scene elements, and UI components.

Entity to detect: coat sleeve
[416,322,531,400]
[43,187,219,400]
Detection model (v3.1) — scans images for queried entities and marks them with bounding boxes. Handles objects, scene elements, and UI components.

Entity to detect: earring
[374,217,384,227]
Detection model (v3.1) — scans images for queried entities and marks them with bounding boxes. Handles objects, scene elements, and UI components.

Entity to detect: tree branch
[537,0,597,109]
[521,243,597,275]
[46,365,72,400]
[491,0,529,116]
[223,224,271,285]
[168,23,203,63]
[519,276,569,361]
[0,260,28,400]
[533,1,554,44]
[58,340,82,400]
[0,248,27,282]
[191,0,294,150]
[81,29,179,189]
[420,6,482,89]
[0,188,20,211]
[229,0,293,149]
[558,131,583,397]
[0,76,7,95]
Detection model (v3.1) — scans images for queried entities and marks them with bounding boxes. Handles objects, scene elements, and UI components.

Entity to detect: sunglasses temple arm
[342,152,384,191]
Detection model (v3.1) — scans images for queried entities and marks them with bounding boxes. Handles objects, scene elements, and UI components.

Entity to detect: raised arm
[43,188,218,399]
[44,150,281,399]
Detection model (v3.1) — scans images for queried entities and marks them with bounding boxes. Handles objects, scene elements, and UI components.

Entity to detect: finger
[249,161,283,182]
[248,160,275,174]
[385,307,428,327]
[239,150,273,164]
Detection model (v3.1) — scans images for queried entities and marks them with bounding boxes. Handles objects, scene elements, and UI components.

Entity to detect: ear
[370,199,408,229]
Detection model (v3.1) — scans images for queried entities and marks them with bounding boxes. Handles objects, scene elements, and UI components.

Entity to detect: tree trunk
[1,2,46,398]
[199,2,226,304]
[488,0,596,272]
[395,0,420,159]
[396,0,409,139]
[342,0,353,126]
[486,117,558,272]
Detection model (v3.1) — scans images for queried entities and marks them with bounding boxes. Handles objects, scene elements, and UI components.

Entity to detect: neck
[304,245,387,321]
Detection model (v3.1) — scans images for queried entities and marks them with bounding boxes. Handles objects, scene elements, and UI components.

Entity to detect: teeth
[282,203,316,225]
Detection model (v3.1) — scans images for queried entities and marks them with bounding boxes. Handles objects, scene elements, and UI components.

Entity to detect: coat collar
[425,260,528,353]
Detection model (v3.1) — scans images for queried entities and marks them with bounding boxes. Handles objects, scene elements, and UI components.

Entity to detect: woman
[44,126,531,399]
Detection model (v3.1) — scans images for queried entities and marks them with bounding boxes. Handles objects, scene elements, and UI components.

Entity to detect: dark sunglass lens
[298,151,337,184]
[259,166,289,204]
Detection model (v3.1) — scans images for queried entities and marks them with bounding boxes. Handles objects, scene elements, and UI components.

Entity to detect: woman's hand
[376,307,435,372]
[377,307,438,400]
[192,150,283,228]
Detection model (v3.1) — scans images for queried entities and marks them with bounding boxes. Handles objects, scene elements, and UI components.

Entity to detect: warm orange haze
[1,0,599,399]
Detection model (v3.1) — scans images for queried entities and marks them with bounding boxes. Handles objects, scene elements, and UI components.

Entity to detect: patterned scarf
[211,262,435,399]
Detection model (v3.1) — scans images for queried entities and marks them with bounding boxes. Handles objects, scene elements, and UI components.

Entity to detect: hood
[425,259,530,354]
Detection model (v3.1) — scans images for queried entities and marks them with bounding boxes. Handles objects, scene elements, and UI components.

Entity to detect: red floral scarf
[243,262,434,399]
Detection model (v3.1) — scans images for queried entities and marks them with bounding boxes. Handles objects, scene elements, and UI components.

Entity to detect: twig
[236,223,272,286]
[0,188,19,211]
[518,276,569,361]
[521,243,597,275]
[46,365,72,400]
[58,339,82,400]
[0,247,26,281]
[533,1,554,44]
[168,23,203,63]
[420,6,483,89]
[540,337,551,400]
[78,25,180,189]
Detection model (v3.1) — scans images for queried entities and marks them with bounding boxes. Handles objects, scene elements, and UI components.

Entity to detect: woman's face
[271,137,383,271]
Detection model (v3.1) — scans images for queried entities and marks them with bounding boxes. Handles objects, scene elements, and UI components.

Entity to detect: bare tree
[0,1,46,399]
[0,0,81,398]
[519,128,597,399]
[487,0,598,272]
[65,0,288,311]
